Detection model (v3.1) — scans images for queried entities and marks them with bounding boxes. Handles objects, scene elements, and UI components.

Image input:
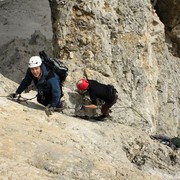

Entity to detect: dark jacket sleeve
[16,69,33,94]
[89,90,98,105]
[47,77,61,107]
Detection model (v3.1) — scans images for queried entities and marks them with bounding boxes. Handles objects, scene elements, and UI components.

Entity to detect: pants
[37,95,49,106]
[37,95,62,108]
[101,88,118,116]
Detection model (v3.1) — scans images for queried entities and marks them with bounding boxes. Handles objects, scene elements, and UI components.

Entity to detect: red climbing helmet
[76,79,89,91]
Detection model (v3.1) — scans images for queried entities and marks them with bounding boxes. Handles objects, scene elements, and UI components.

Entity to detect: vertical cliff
[0,1,179,179]
[48,0,180,135]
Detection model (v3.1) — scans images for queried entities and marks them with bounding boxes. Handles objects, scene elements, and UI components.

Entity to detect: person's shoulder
[89,79,99,84]
[26,68,34,78]
[91,80,107,87]
[27,68,31,73]
[41,63,48,72]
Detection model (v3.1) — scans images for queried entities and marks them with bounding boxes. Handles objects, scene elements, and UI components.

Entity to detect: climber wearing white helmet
[28,56,42,68]
[9,55,63,112]
[28,56,42,79]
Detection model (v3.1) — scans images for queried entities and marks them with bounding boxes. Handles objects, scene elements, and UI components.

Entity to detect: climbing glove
[45,104,55,116]
[77,104,85,111]
[8,93,20,99]
[8,93,17,98]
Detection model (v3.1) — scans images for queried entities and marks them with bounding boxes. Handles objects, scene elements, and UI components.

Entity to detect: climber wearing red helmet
[76,79,89,91]
[76,78,118,119]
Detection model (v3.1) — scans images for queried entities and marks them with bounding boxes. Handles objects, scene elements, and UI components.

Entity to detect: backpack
[39,51,68,83]
[171,137,180,148]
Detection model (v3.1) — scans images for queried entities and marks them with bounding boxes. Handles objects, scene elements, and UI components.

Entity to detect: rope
[113,104,149,122]
[1,93,149,122]
[19,95,37,101]
[0,95,9,97]
[0,94,37,100]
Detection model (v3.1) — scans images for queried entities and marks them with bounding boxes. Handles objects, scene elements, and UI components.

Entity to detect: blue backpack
[171,137,180,148]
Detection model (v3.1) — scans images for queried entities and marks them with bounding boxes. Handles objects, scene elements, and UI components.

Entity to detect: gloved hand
[45,104,55,116]
[8,93,19,99]
[77,104,85,111]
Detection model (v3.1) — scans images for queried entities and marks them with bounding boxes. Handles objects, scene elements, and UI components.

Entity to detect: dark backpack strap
[45,70,55,81]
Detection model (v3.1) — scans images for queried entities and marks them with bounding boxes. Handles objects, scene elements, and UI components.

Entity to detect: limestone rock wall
[0,31,52,84]
[0,1,179,179]
[155,0,180,57]
[49,0,180,136]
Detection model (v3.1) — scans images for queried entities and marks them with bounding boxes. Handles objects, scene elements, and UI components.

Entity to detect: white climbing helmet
[28,56,42,68]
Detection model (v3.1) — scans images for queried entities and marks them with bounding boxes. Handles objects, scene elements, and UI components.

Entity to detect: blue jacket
[16,64,62,107]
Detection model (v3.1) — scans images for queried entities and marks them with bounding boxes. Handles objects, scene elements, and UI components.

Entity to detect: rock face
[49,0,180,136]
[0,74,180,179]
[0,0,179,179]
[155,0,180,57]
[0,31,52,84]
[0,0,53,83]
[0,0,52,46]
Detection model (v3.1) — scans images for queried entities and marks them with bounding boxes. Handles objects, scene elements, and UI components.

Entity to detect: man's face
[30,66,41,78]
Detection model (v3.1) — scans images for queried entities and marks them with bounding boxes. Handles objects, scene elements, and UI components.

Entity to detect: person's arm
[16,69,33,94]
[84,104,98,109]
[88,90,98,105]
